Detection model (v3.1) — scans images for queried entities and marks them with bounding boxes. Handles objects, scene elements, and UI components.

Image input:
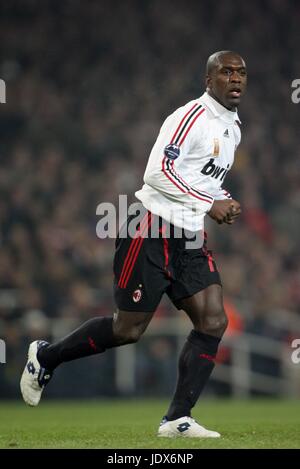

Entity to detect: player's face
[206,55,247,110]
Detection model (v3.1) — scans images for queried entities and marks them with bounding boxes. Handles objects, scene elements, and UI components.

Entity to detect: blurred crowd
[0,0,300,397]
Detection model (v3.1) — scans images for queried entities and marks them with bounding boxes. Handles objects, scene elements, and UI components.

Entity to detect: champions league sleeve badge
[164,143,180,160]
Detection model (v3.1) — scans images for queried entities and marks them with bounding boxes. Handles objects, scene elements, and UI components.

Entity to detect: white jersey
[135,91,241,232]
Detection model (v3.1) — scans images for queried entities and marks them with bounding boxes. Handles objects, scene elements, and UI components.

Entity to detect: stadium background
[0,0,300,402]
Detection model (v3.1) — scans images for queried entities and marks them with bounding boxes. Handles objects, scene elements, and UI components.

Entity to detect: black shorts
[113,206,221,312]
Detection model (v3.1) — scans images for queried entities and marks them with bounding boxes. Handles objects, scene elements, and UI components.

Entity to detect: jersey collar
[200,91,241,125]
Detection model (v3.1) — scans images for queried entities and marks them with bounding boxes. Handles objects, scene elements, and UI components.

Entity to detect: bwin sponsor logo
[201,158,230,181]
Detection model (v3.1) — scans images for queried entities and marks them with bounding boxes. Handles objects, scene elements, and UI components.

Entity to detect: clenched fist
[208,199,241,225]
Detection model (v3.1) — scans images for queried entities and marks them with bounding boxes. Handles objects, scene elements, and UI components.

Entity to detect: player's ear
[206,74,212,90]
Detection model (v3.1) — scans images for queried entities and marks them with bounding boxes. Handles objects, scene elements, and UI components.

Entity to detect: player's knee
[124,327,143,344]
[202,307,228,337]
[113,325,143,345]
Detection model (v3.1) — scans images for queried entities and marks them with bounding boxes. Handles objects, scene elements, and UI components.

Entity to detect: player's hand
[208,199,241,225]
[224,200,242,224]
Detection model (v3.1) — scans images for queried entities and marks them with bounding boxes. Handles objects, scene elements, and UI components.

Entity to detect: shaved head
[205,51,247,110]
[206,51,244,76]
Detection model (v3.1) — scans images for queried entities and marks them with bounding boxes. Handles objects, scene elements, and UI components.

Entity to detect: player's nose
[230,71,241,83]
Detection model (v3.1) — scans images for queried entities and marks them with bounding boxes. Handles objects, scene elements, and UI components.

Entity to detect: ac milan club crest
[132,289,142,303]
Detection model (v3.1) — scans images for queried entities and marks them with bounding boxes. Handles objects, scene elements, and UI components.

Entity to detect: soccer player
[21,51,247,438]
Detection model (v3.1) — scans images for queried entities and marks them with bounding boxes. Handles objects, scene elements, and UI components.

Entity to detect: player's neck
[206,90,237,112]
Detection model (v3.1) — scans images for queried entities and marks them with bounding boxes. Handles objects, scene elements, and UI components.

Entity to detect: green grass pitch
[0,399,299,449]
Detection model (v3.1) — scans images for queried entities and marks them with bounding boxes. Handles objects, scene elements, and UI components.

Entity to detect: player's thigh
[178,284,225,330]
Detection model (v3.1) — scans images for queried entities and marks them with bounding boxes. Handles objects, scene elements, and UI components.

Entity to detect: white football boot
[20,340,53,406]
[158,416,221,438]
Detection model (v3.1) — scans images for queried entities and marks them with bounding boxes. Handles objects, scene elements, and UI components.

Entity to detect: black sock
[37,317,115,371]
[166,330,221,421]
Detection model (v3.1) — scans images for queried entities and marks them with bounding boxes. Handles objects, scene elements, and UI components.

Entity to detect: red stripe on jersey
[162,157,213,204]
[189,190,214,204]
[178,108,206,146]
[170,103,199,144]
[170,161,213,202]
[161,104,213,205]
[162,156,188,194]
